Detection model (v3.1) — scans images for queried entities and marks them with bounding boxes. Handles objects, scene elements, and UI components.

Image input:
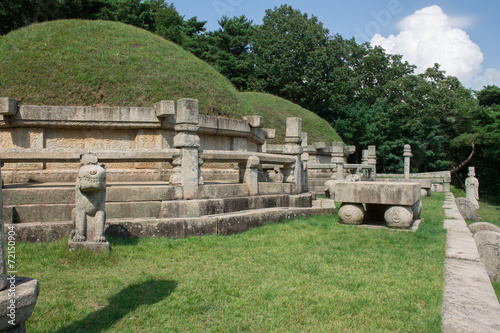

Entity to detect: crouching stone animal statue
[69,153,109,251]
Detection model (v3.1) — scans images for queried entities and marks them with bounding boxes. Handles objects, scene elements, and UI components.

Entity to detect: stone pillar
[361,149,368,165]
[361,149,369,179]
[301,133,308,148]
[403,144,412,180]
[244,156,260,196]
[368,145,376,179]
[443,171,451,192]
[465,167,480,209]
[172,99,202,200]
[283,118,304,194]
[0,159,40,332]
[331,142,344,180]
[301,152,309,193]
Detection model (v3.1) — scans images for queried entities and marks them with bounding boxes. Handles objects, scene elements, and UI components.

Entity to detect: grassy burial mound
[0,19,341,142]
[0,19,252,118]
[240,92,342,143]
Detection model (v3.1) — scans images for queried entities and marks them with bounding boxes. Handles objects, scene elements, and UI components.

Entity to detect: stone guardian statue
[465,166,480,209]
[69,154,109,252]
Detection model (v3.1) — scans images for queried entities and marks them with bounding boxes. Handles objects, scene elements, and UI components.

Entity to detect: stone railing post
[301,152,309,193]
[283,117,304,194]
[171,99,202,199]
[331,142,344,180]
[244,156,260,196]
[368,145,377,179]
[403,144,412,180]
[443,171,451,192]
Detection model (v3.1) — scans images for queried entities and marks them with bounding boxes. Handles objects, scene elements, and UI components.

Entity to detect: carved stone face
[78,164,106,192]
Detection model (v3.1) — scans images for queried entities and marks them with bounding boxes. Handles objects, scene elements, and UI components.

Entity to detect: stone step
[5,205,336,242]
[3,193,312,224]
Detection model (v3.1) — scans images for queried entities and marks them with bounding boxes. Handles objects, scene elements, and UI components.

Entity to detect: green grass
[240,92,342,143]
[17,194,445,332]
[0,20,341,143]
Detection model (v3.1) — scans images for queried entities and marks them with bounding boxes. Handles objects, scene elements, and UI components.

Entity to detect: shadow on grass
[55,279,177,333]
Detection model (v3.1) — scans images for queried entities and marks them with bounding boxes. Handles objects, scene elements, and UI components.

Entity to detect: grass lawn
[18,194,446,332]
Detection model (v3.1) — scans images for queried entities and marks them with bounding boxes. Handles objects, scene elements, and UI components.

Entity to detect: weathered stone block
[289,193,312,208]
[68,240,109,252]
[106,202,161,219]
[474,231,500,282]
[334,181,420,206]
[5,222,73,242]
[154,100,175,117]
[313,142,326,149]
[161,199,224,218]
[259,183,293,195]
[0,97,19,115]
[176,99,199,124]
[223,197,249,213]
[455,197,481,221]
[469,222,500,235]
[285,117,302,138]
[262,128,276,139]
[217,213,261,236]
[249,195,289,210]
[3,204,74,223]
[184,218,218,237]
[200,184,249,199]
[243,116,264,128]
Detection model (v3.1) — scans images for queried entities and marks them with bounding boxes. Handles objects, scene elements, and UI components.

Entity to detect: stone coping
[333,181,421,206]
[441,192,500,332]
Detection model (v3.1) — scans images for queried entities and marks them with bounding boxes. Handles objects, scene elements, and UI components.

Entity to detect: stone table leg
[384,205,414,228]
[338,203,365,225]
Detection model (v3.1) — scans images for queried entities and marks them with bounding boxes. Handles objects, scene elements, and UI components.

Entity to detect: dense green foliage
[17,194,445,332]
[0,0,206,46]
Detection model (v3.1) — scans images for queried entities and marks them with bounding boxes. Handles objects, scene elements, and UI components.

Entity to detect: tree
[249,5,333,112]
[186,15,253,91]
[475,85,500,107]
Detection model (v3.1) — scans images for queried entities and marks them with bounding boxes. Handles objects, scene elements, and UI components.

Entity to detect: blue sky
[173,0,500,89]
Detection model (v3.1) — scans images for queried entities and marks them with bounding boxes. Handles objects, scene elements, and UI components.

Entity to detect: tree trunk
[450,142,476,175]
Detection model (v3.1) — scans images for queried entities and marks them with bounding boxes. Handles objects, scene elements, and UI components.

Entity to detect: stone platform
[333,181,421,229]
[2,182,335,241]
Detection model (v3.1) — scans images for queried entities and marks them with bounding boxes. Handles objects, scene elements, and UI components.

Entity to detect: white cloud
[473,68,500,90]
[370,5,486,87]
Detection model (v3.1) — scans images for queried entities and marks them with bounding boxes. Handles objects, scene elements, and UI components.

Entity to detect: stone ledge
[5,207,336,242]
[442,258,500,333]
[445,230,481,262]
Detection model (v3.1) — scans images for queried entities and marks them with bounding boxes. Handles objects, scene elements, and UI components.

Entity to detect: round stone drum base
[384,205,414,228]
[338,203,365,225]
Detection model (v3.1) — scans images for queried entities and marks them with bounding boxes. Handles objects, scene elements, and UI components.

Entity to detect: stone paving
[441,192,500,332]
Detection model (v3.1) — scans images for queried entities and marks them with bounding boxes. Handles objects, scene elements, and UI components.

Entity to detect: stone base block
[5,222,73,242]
[68,239,110,252]
[0,277,39,331]
[289,193,312,208]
